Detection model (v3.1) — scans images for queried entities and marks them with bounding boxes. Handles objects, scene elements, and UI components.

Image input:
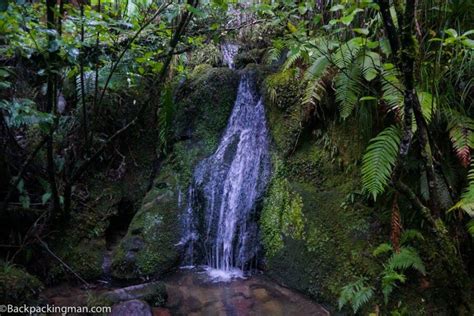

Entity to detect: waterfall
[221,43,239,69]
[179,45,271,281]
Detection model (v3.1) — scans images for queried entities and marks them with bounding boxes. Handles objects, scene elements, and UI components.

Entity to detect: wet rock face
[111,300,152,316]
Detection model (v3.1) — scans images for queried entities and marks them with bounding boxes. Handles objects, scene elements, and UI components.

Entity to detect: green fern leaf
[373,243,393,256]
[359,51,381,82]
[446,112,474,167]
[304,56,330,81]
[334,64,362,119]
[338,277,374,313]
[381,270,406,304]
[450,163,474,216]
[282,48,303,71]
[362,125,401,200]
[386,247,426,275]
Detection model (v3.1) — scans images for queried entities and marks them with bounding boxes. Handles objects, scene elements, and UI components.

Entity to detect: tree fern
[362,125,402,200]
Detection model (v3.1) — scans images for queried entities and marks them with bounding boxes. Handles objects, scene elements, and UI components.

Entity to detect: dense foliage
[0,0,473,314]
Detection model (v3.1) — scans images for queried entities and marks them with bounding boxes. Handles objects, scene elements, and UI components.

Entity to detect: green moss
[263,69,309,155]
[260,157,305,257]
[261,114,379,308]
[234,48,265,69]
[0,262,43,304]
[111,183,180,279]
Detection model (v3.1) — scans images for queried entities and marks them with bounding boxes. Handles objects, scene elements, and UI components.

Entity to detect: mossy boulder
[0,263,43,304]
[234,48,266,69]
[111,176,180,279]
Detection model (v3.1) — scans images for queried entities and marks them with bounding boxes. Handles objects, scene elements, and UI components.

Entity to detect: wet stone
[111,299,152,316]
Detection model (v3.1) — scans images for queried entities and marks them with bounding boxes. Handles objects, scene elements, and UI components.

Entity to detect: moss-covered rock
[111,174,181,279]
[234,48,266,69]
[259,68,380,309]
[0,263,44,304]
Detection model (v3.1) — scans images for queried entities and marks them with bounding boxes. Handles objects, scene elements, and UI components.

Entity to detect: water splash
[179,71,271,281]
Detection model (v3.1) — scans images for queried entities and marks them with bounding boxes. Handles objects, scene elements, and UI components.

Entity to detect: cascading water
[178,44,271,281]
[221,43,239,69]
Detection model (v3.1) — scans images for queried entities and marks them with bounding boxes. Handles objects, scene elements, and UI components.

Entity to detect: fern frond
[301,56,330,106]
[338,277,374,313]
[447,112,474,167]
[303,79,326,106]
[450,163,474,216]
[282,48,303,71]
[304,56,330,81]
[265,46,282,65]
[418,91,437,124]
[362,125,401,200]
[359,51,381,82]
[373,243,393,256]
[381,270,406,304]
[334,64,362,119]
[386,247,426,275]
[332,38,363,69]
